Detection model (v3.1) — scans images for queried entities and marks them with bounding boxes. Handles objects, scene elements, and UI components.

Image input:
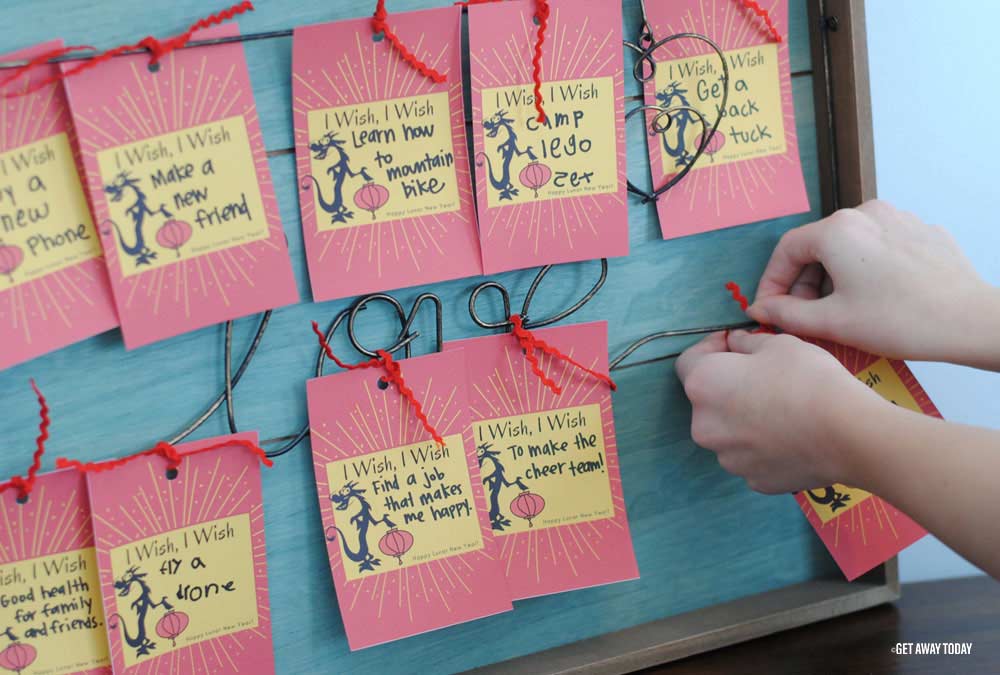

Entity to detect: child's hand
[748,200,1000,367]
[675,330,885,493]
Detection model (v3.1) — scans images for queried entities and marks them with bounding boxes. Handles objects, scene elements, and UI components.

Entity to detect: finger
[856,199,904,226]
[748,294,837,337]
[821,273,834,297]
[755,221,830,300]
[788,263,825,300]
[725,329,773,354]
[675,331,729,383]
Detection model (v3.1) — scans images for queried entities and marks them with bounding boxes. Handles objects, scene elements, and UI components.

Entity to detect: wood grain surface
[0,2,847,673]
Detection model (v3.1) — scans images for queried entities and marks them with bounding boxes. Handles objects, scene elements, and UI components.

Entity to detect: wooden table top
[643,576,1000,675]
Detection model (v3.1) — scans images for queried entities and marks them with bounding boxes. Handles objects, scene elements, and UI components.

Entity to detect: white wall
[867,1,997,581]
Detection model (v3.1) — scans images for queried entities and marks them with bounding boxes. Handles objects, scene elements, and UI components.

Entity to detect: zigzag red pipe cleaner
[0,380,51,502]
[311,321,445,446]
[531,0,551,123]
[373,0,447,84]
[454,0,547,120]
[509,315,616,395]
[735,0,783,43]
[56,437,272,474]
[0,1,254,98]
[725,281,775,334]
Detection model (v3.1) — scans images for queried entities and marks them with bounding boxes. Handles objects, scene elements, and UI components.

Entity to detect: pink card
[798,341,936,580]
[85,434,274,674]
[1,42,118,371]
[642,0,809,238]
[468,0,629,273]
[444,322,639,599]
[62,26,298,349]
[306,350,511,650]
[0,469,110,674]
[292,8,483,301]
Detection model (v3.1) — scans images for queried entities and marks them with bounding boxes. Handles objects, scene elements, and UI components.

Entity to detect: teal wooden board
[0,2,840,673]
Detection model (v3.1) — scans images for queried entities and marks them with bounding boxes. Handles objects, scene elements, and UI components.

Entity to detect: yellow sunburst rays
[546,348,625,531]
[303,36,455,278]
[473,16,618,251]
[132,453,261,669]
[249,503,271,640]
[1,82,88,339]
[488,344,608,575]
[422,382,497,567]
[92,55,266,317]
[813,491,901,551]
[339,375,480,618]
[0,484,83,563]
[677,0,792,212]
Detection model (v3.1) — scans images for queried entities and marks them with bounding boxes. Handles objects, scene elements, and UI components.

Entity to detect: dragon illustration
[302,132,372,225]
[326,481,396,573]
[654,82,699,167]
[102,172,171,267]
[477,443,529,531]
[806,486,852,513]
[476,110,537,200]
[109,566,174,658]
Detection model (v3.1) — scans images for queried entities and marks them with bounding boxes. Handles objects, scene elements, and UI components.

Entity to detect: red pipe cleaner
[373,0,447,84]
[0,46,95,90]
[531,0,550,123]
[725,281,775,334]
[509,314,616,395]
[56,437,272,475]
[735,0,783,43]
[0,380,51,502]
[311,321,445,446]
[453,0,545,120]
[1,1,254,98]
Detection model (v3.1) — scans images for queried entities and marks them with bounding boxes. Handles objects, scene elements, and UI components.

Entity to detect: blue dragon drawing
[108,566,174,658]
[477,443,529,531]
[654,81,699,167]
[806,487,852,512]
[326,481,396,573]
[301,132,372,225]
[476,110,537,200]
[102,172,171,267]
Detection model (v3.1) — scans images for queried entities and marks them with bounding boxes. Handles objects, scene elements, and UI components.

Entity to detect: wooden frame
[471,2,886,672]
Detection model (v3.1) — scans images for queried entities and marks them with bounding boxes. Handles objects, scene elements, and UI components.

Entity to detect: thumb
[748,295,835,337]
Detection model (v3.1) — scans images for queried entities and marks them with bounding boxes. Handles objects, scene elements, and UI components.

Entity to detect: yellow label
[480,77,618,207]
[325,434,483,582]
[473,403,612,535]
[0,133,100,290]
[856,358,922,413]
[306,91,460,230]
[0,547,108,675]
[808,359,924,523]
[654,43,786,174]
[96,116,268,277]
[108,514,258,667]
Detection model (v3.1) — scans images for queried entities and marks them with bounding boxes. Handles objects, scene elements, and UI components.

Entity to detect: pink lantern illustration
[694,130,726,162]
[0,241,25,284]
[510,490,546,528]
[354,182,390,220]
[156,220,193,258]
[378,527,414,565]
[155,610,190,647]
[518,161,552,198]
[0,629,36,675]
